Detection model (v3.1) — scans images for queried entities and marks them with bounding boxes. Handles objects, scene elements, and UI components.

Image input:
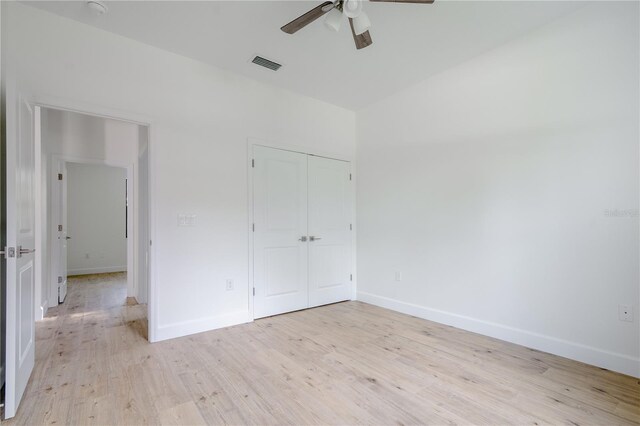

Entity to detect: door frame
[48,155,134,304]
[32,95,158,342]
[246,137,357,320]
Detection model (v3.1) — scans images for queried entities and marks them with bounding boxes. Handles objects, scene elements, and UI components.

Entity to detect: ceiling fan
[281,0,434,50]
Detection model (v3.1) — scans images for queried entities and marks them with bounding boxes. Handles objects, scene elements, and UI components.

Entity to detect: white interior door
[253,146,308,319]
[57,161,68,303]
[308,156,352,307]
[4,92,36,419]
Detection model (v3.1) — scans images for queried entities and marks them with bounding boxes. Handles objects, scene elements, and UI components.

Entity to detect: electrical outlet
[225,279,234,291]
[619,305,633,322]
[394,271,402,282]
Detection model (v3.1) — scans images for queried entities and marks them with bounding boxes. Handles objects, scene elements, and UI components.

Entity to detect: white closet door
[253,146,309,318]
[307,155,352,308]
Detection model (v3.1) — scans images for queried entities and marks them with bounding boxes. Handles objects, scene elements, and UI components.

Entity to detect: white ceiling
[26,1,586,110]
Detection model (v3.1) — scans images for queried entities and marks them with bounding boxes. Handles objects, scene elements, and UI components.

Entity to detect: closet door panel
[308,156,352,307]
[253,146,308,318]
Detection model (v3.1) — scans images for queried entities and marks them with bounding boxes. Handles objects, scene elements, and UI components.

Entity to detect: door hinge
[349,173,352,181]
[252,223,255,232]
[58,173,63,180]
[350,274,353,281]
[253,287,255,296]
[252,159,255,168]
[350,223,352,231]
[58,224,63,232]
[1,246,15,259]
[58,276,63,284]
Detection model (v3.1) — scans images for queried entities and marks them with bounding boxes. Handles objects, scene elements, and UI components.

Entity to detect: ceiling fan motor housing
[343,0,363,18]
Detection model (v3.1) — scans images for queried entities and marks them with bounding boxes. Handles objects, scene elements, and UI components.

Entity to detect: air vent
[251,56,282,71]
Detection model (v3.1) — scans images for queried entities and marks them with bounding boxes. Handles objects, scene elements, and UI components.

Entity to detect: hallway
[7,273,148,424]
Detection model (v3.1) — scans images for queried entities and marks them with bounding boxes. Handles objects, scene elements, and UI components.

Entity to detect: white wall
[356,2,639,377]
[2,2,356,342]
[66,163,127,276]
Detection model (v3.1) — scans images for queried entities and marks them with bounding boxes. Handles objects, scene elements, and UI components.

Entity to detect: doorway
[251,145,354,318]
[36,106,150,329]
[56,162,129,303]
[2,94,152,419]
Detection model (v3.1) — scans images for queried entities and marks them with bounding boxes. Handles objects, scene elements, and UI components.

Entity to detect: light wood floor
[6,273,640,425]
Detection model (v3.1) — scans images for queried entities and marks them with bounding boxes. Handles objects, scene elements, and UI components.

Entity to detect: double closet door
[253,145,352,319]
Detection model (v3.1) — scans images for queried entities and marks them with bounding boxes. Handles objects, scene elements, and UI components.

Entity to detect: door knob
[66,236,72,240]
[298,236,308,242]
[309,236,322,241]
[17,246,36,258]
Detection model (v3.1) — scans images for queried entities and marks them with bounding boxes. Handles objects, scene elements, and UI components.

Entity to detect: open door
[3,88,36,419]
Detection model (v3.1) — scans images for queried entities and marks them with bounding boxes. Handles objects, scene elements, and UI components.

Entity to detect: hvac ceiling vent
[251,55,282,71]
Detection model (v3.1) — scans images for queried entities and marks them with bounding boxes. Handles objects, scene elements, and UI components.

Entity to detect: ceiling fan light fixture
[352,11,371,35]
[343,0,363,18]
[324,7,343,32]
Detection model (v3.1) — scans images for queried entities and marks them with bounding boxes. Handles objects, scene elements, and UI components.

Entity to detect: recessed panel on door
[253,146,308,318]
[308,155,352,308]
[18,262,34,362]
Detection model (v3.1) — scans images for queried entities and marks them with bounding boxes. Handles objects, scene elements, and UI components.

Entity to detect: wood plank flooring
[5,272,640,425]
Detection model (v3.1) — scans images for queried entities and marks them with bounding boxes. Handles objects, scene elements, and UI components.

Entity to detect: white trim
[357,291,640,378]
[246,142,255,320]
[155,311,252,342]
[33,95,152,127]
[37,301,48,322]
[247,136,353,163]
[348,160,357,302]
[34,106,45,322]
[68,266,127,276]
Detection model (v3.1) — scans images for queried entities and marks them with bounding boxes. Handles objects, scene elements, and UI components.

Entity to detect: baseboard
[68,266,127,276]
[357,291,640,378]
[37,300,49,320]
[153,310,252,342]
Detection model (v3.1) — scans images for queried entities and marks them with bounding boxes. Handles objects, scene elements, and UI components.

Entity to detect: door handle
[309,236,322,242]
[298,236,308,242]
[65,236,72,240]
[17,246,36,258]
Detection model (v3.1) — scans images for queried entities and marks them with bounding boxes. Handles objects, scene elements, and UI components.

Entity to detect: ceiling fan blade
[281,1,335,34]
[369,0,434,3]
[349,18,373,50]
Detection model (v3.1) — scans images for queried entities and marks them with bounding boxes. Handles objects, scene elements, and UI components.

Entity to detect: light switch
[178,214,197,227]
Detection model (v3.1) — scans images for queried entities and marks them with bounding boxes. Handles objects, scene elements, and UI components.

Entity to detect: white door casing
[4,92,37,419]
[58,161,68,303]
[50,158,68,304]
[253,146,309,319]
[307,155,352,308]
